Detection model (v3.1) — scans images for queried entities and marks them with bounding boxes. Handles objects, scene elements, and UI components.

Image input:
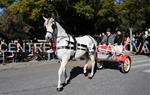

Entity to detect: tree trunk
[129,27,133,52]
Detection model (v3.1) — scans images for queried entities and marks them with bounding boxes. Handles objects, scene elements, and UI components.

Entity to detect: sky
[115,0,123,3]
[0,8,3,15]
[0,8,3,12]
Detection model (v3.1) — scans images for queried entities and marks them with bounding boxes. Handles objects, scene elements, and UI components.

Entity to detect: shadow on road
[67,66,83,84]
[98,61,120,71]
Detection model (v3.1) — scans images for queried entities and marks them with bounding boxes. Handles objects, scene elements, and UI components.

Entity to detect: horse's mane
[56,22,66,33]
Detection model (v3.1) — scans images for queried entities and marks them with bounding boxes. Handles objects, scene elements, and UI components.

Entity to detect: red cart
[96,45,132,73]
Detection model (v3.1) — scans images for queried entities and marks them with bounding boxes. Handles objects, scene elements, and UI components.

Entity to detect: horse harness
[57,36,88,51]
[48,20,88,52]
[56,35,88,60]
[48,20,94,59]
[48,21,87,53]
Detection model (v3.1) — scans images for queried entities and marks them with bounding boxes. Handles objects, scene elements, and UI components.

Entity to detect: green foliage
[117,0,147,32]
[95,0,121,32]
[0,0,149,39]
[0,9,30,39]
[0,0,15,8]
[73,0,94,19]
[9,0,55,21]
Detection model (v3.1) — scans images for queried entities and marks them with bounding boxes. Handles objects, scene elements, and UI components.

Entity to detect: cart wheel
[121,57,131,73]
[97,62,104,70]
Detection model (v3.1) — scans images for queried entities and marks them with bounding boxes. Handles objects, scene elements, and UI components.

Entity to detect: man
[114,31,123,45]
[106,31,115,45]
[99,32,107,45]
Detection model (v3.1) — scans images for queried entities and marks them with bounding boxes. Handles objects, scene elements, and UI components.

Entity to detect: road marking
[131,56,150,61]
[133,59,150,64]
[132,63,150,69]
[131,55,149,58]
[143,69,150,74]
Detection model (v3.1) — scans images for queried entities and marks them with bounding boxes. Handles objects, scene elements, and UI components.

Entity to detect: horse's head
[43,16,57,42]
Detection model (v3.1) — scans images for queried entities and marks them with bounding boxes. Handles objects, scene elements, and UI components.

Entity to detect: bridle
[46,19,71,43]
[46,19,57,40]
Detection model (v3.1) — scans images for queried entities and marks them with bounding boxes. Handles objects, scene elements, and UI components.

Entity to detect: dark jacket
[114,34,123,45]
[106,34,115,45]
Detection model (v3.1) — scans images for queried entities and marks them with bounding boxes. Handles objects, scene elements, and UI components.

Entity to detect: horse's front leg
[57,59,68,91]
[64,68,70,84]
[89,54,95,79]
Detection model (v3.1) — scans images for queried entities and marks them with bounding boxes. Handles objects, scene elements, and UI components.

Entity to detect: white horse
[43,17,97,91]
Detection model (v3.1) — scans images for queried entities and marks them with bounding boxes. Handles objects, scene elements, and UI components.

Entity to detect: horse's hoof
[57,87,63,92]
[62,83,67,86]
[88,76,93,79]
[84,73,88,77]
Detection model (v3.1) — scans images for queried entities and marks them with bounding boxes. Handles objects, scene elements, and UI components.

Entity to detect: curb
[0,59,59,71]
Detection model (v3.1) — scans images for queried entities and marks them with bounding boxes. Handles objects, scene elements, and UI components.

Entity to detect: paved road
[0,55,150,95]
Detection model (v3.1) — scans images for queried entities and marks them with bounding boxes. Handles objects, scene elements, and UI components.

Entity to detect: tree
[8,0,58,39]
[95,0,121,32]
[143,0,150,28]
[117,0,147,32]
[73,0,94,20]
[0,9,31,39]
[0,0,16,8]
[0,0,149,39]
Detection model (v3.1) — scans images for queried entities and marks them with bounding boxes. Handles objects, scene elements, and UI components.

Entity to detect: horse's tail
[86,35,97,57]
[88,35,97,50]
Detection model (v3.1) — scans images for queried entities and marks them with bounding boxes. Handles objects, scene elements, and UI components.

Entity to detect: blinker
[52,24,56,30]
